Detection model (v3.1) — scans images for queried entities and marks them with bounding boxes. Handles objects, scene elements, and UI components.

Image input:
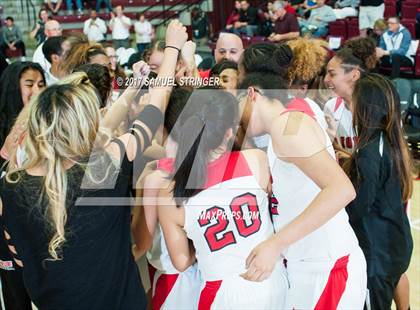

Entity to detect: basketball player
[238,57,367,309]
[132,87,201,310]
[158,89,287,309]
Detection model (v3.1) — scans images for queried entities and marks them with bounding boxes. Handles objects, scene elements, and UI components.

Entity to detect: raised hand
[165,20,188,50]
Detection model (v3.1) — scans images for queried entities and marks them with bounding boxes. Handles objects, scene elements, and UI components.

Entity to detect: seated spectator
[233,0,259,37]
[96,0,112,13]
[65,0,83,15]
[333,0,359,19]
[134,13,152,55]
[260,0,277,37]
[83,10,107,43]
[1,17,26,59]
[29,9,49,46]
[45,0,62,15]
[42,36,66,85]
[298,0,336,37]
[377,17,413,79]
[191,7,212,46]
[284,0,297,15]
[225,1,241,31]
[368,18,387,45]
[268,0,300,43]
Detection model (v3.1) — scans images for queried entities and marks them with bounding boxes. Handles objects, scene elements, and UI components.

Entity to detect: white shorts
[359,4,385,30]
[333,7,358,19]
[198,263,287,309]
[151,264,201,310]
[285,247,367,310]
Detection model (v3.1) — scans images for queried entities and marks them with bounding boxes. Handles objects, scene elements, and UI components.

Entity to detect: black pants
[0,41,26,57]
[381,54,413,79]
[366,275,400,310]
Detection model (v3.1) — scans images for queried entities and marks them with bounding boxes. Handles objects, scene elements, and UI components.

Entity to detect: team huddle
[0,19,414,310]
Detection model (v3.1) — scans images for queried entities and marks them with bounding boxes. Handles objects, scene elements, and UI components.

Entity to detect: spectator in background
[32,20,62,73]
[268,1,299,43]
[65,0,83,15]
[377,17,413,79]
[29,8,49,46]
[368,18,387,45]
[96,0,113,13]
[83,10,107,43]
[197,32,244,80]
[191,7,212,46]
[283,0,297,15]
[134,13,152,55]
[214,32,244,64]
[299,0,336,37]
[42,36,66,85]
[333,0,359,19]
[109,5,132,49]
[45,0,62,15]
[233,0,259,37]
[359,0,384,37]
[1,17,26,59]
[226,1,241,31]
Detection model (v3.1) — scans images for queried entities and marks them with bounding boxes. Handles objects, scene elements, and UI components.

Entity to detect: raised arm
[157,185,195,272]
[106,20,188,162]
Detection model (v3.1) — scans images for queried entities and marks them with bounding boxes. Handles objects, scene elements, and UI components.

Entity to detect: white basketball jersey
[147,158,184,274]
[183,152,275,281]
[324,97,356,153]
[268,99,359,262]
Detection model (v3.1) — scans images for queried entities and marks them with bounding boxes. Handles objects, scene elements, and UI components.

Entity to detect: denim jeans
[96,0,112,12]
[66,0,82,10]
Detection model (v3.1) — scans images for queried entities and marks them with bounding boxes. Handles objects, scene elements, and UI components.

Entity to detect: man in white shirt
[83,10,107,42]
[109,5,132,49]
[134,13,152,55]
[32,20,62,73]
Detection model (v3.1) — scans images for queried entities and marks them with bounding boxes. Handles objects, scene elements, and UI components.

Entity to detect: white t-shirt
[45,68,58,86]
[83,18,107,42]
[110,15,132,40]
[134,21,152,44]
[32,42,51,74]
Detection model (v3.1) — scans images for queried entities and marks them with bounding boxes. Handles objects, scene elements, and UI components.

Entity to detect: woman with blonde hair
[0,20,188,310]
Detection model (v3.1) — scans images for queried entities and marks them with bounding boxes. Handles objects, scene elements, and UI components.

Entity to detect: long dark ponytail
[172,89,238,203]
[346,73,413,202]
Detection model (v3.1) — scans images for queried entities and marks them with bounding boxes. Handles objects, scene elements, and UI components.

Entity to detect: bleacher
[327,0,420,77]
[56,0,201,39]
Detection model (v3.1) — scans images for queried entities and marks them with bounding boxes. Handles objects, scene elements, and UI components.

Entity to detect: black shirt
[239,6,259,26]
[360,0,383,6]
[0,105,163,310]
[346,134,413,278]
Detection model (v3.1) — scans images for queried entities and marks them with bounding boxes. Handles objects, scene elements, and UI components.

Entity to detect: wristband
[164,45,181,53]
